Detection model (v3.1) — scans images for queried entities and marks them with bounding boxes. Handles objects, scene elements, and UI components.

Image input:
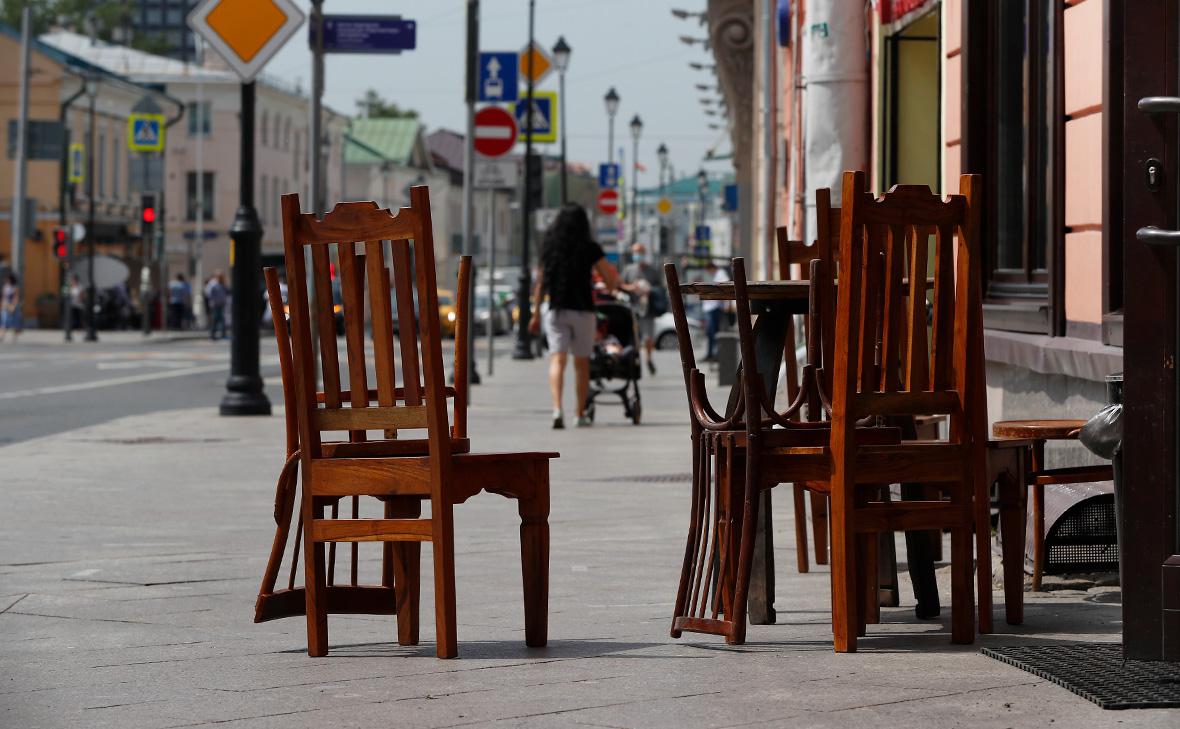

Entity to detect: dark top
[542,240,605,312]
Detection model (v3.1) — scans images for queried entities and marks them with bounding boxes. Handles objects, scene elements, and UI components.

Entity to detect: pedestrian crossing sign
[128,113,166,152]
[67,142,84,183]
[514,91,557,144]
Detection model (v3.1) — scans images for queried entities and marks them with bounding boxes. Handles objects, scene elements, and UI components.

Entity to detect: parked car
[655,305,704,350]
[474,289,511,335]
[437,289,458,337]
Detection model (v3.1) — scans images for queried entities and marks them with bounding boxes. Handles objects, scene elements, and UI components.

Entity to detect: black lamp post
[697,168,709,253]
[552,36,570,204]
[657,142,669,255]
[512,0,538,360]
[604,87,619,167]
[628,114,642,249]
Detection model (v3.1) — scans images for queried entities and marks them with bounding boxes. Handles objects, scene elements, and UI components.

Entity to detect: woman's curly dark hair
[540,203,594,300]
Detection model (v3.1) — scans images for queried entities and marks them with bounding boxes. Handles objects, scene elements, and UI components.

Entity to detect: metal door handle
[1139,96,1180,113]
[1136,226,1180,246]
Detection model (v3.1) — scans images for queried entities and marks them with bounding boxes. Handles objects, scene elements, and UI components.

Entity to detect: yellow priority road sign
[128,113,166,152]
[67,142,84,183]
[187,0,306,82]
[518,41,553,85]
[657,197,673,215]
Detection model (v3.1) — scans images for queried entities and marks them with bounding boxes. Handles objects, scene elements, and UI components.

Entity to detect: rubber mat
[981,644,1180,710]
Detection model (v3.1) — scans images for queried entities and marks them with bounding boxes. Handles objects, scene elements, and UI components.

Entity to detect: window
[274,115,282,152]
[283,118,291,150]
[187,101,211,136]
[293,131,301,180]
[260,176,268,224]
[98,132,106,197]
[965,0,1063,334]
[186,171,214,221]
[261,110,268,146]
[112,135,120,200]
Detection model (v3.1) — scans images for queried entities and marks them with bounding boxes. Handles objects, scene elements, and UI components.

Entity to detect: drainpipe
[803,0,869,243]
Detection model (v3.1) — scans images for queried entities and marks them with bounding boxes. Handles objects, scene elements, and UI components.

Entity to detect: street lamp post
[697,168,708,254]
[604,87,619,167]
[628,114,642,250]
[84,74,98,342]
[511,0,538,361]
[657,142,668,255]
[552,36,570,204]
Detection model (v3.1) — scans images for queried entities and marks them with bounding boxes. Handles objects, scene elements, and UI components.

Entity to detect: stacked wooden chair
[258,188,556,658]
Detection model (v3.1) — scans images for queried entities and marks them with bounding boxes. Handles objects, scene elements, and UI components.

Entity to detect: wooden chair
[280,188,556,658]
[822,171,989,650]
[664,258,901,645]
[254,257,474,625]
[774,229,829,573]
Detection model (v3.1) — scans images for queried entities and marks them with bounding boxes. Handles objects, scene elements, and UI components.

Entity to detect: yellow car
[437,289,458,337]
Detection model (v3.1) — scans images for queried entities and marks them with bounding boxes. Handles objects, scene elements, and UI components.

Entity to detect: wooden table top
[679,280,811,301]
[992,419,1086,440]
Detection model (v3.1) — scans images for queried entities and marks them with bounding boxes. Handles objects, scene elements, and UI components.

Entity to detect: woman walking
[529,204,620,429]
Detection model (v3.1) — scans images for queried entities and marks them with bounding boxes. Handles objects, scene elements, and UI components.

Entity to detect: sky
[264,0,731,187]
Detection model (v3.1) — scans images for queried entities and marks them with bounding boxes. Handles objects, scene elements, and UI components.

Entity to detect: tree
[356,89,418,120]
[1,1,162,54]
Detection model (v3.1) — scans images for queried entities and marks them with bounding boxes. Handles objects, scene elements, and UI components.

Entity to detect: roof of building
[425,129,465,174]
[345,117,425,166]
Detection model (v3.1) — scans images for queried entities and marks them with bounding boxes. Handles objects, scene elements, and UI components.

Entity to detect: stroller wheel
[586,403,595,423]
[631,399,642,425]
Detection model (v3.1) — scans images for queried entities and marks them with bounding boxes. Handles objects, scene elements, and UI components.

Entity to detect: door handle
[1139,96,1180,113]
[1136,226,1180,246]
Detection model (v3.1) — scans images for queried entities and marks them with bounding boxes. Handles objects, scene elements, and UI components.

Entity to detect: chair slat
[879,225,907,392]
[364,242,398,409]
[390,240,422,405]
[310,518,433,543]
[313,405,428,432]
[310,245,342,408]
[905,228,930,391]
[336,243,369,441]
[858,225,886,392]
[930,224,957,391]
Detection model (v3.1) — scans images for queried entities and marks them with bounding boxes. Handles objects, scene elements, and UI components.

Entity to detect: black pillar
[84,90,98,342]
[220,82,271,416]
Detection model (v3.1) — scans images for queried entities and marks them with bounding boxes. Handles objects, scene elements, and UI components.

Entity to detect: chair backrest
[829,170,983,444]
[263,267,298,458]
[280,188,454,466]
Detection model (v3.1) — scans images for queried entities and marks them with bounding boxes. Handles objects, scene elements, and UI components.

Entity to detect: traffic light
[52,227,70,260]
[141,193,156,255]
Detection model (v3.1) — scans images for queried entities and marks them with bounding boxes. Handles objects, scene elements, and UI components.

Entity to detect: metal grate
[1044,494,1119,574]
[982,644,1180,709]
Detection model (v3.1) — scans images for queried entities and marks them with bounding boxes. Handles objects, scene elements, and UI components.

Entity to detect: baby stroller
[585,299,642,425]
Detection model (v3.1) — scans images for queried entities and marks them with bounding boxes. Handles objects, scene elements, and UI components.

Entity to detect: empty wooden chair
[280,188,556,658]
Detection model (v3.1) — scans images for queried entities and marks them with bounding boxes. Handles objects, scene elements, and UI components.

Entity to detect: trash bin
[1079,373,1124,580]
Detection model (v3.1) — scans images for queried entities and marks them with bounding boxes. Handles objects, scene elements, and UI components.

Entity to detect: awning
[879,0,940,26]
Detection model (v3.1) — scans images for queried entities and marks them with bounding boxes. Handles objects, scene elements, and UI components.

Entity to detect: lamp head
[604,87,620,117]
[629,114,643,140]
[552,36,571,73]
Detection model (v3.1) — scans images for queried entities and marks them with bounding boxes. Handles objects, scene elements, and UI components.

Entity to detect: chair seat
[711,425,902,449]
[992,419,1085,441]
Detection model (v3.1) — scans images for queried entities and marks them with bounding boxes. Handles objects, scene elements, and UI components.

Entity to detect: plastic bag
[1079,403,1123,460]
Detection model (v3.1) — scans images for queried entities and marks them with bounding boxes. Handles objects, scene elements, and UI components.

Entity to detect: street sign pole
[512,0,537,360]
[308,0,325,384]
[220,82,270,416]
[487,188,496,375]
[85,76,98,343]
[462,0,480,385]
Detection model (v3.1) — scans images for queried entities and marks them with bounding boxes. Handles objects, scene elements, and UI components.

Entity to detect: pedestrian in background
[168,273,191,330]
[702,260,728,363]
[620,242,666,375]
[67,274,84,338]
[529,203,620,429]
[0,272,21,342]
[204,270,228,340]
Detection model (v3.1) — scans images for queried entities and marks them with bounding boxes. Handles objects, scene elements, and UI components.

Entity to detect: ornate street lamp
[604,87,620,166]
[552,36,571,203]
[629,114,643,249]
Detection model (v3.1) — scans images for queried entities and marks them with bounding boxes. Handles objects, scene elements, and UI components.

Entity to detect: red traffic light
[142,207,156,224]
[53,228,68,259]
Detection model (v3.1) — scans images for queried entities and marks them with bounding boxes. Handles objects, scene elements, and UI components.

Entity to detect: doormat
[981,644,1180,709]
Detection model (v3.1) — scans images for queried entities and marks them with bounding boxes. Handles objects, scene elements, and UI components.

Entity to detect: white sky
[265,0,731,184]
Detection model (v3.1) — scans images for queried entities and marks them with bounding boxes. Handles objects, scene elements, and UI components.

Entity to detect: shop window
[186,171,214,221]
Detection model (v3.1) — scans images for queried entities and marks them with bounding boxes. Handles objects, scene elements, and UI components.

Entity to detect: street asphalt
[0,330,1175,727]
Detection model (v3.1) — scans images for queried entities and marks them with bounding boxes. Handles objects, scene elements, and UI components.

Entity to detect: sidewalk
[7,328,212,347]
[0,349,1172,728]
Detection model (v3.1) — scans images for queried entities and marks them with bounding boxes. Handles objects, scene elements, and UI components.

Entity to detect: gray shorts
[543,309,597,358]
[636,315,655,340]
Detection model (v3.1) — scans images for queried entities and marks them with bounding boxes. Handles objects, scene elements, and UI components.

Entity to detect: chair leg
[256,460,298,620]
[793,484,810,573]
[431,504,459,659]
[830,476,858,653]
[518,467,550,648]
[811,491,829,565]
[856,533,875,635]
[303,500,329,657]
[974,455,994,635]
[1032,482,1046,591]
[388,498,421,646]
[997,459,1027,625]
[949,523,976,645]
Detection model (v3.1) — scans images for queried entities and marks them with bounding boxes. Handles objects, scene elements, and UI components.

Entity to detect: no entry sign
[597,188,619,216]
[473,106,517,158]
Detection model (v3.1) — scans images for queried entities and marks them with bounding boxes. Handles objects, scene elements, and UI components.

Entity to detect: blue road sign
[514,91,557,143]
[478,51,518,102]
[695,225,712,242]
[315,15,416,54]
[598,163,620,189]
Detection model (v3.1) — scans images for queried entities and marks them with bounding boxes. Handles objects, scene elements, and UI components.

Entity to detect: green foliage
[1,1,133,43]
[357,89,418,120]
